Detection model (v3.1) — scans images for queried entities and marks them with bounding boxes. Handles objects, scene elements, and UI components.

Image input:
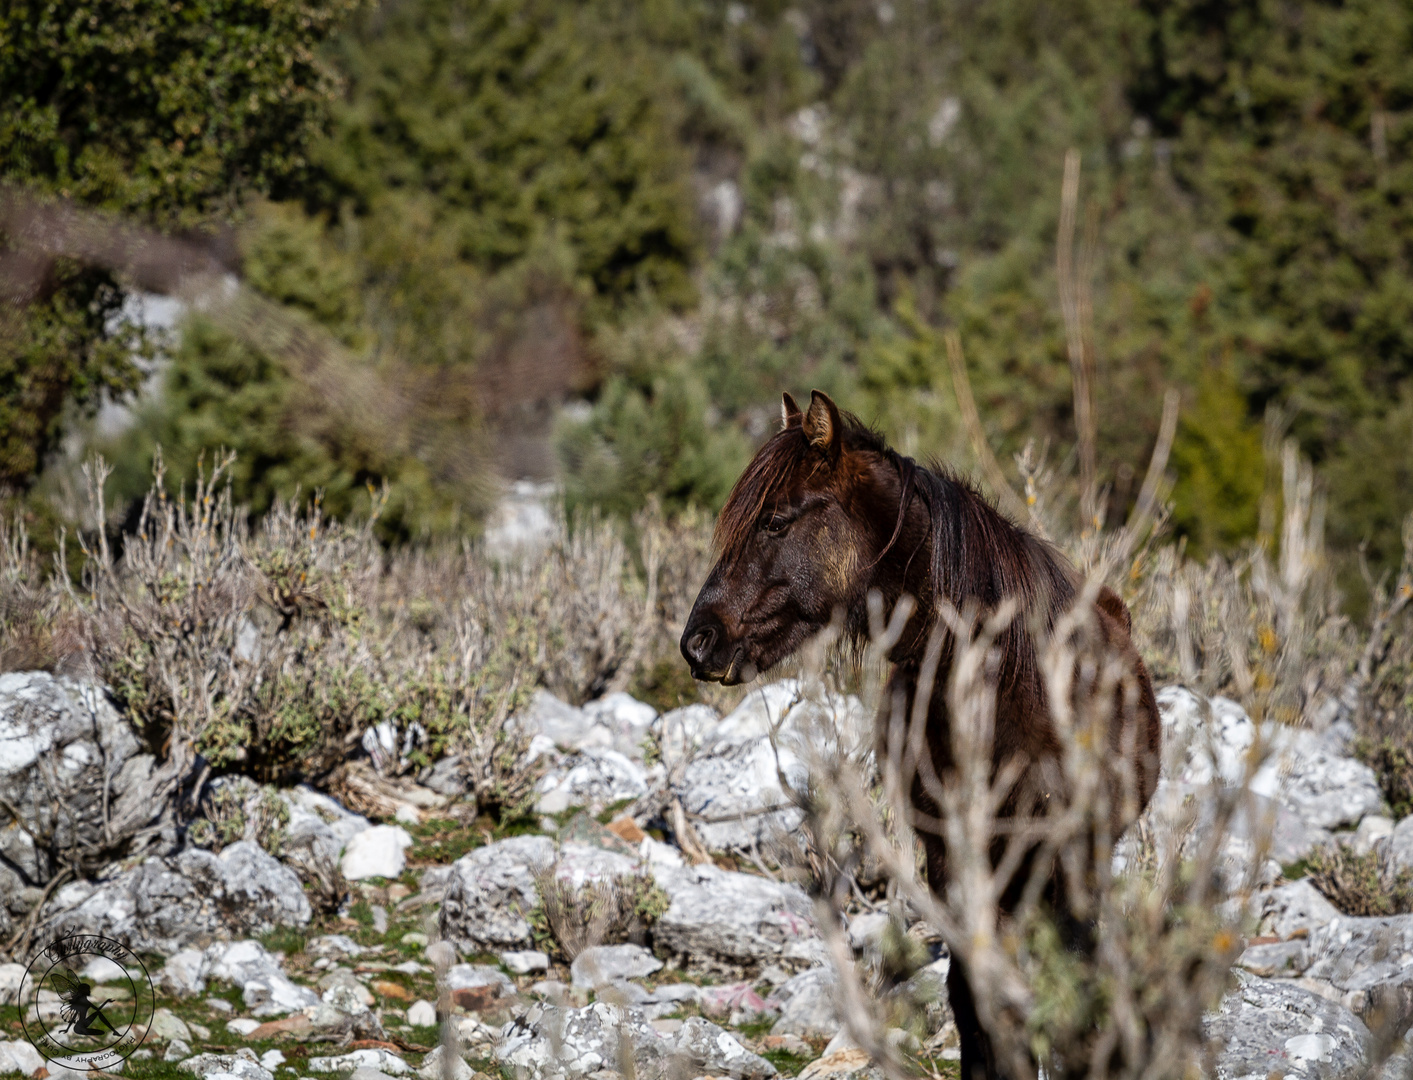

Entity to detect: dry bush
[1307,844,1413,918]
[0,452,712,828]
[531,866,671,960]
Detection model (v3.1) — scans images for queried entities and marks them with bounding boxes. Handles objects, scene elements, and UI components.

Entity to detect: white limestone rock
[439,835,555,952]
[340,824,414,881]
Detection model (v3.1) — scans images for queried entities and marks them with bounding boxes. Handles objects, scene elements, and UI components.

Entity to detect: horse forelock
[714,410,885,558]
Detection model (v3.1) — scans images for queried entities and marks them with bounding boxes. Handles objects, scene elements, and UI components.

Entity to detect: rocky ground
[1,670,1410,1080]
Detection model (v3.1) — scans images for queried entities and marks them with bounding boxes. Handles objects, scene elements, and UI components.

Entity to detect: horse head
[680,389,907,684]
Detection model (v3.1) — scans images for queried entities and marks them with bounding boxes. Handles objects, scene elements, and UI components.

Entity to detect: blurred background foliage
[3,0,1413,598]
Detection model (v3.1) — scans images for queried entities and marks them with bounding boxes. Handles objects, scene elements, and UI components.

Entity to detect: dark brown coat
[682,390,1161,1080]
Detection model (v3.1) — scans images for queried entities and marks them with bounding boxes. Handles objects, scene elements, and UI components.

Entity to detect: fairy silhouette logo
[20,935,154,1071]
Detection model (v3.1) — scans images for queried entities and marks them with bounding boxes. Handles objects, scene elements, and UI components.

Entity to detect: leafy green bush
[0,0,358,489]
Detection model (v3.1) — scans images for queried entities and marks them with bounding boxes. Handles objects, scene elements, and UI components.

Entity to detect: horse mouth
[696,646,760,686]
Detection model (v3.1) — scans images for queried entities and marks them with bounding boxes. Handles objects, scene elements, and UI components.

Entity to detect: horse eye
[762,516,790,536]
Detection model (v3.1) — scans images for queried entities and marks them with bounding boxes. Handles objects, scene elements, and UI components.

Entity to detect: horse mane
[713,408,887,558]
[715,409,1078,631]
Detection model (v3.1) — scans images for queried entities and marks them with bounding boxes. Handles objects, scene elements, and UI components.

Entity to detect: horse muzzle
[680,616,759,685]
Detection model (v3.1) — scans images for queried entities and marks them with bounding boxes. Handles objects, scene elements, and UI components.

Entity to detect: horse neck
[865,464,1035,666]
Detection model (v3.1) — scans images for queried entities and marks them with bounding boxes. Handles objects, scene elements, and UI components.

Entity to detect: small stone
[260,1051,286,1070]
[407,1000,436,1026]
[149,1007,193,1043]
[207,998,234,1014]
[341,825,415,881]
[373,980,413,1001]
[227,1017,261,1036]
[500,950,550,975]
[81,956,127,982]
[1351,814,1395,855]
[605,815,646,844]
[307,934,366,960]
[165,1038,194,1063]
[416,1046,474,1080]
[308,1049,411,1075]
[798,1048,874,1080]
[1236,940,1308,978]
[569,944,663,989]
[248,1015,313,1040]
[426,941,457,968]
[371,904,389,934]
[759,1034,813,1055]
[178,1050,275,1080]
[401,932,429,947]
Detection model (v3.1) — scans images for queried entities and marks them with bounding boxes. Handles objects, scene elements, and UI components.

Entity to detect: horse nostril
[686,627,716,663]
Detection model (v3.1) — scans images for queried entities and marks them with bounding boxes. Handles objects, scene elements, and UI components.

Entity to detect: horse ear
[803,389,842,457]
[781,392,803,429]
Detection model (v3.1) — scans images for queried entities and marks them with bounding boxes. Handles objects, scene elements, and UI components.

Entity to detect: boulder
[420,756,468,799]
[1236,940,1309,978]
[1385,817,1413,876]
[0,1039,45,1078]
[570,944,663,989]
[513,691,600,752]
[677,736,807,852]
[768,967,840,1040]
[1204,972,1370,1080]
[0,964,29,1006]
[205,940,321,1018]
[582,693,659,759]
[439,835,555,951]
[1281,747,1385,832]
[281,786,372,868]
[653,862,821,971]
[341,824,414,881]
[1156,686,1383,832]
[670,1016,779,1078]
[1259,880,1342,941]
[407,999,436,1026]
[38,842,309,953]
[1351,815,1395,856]
[0,672,185,889]
[535,748,650,815]
[497,1001,666,1080]
[1301,914,1413,1016]
[656,705,719,763]
[707,680,869,760]
[553,841,643,890]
